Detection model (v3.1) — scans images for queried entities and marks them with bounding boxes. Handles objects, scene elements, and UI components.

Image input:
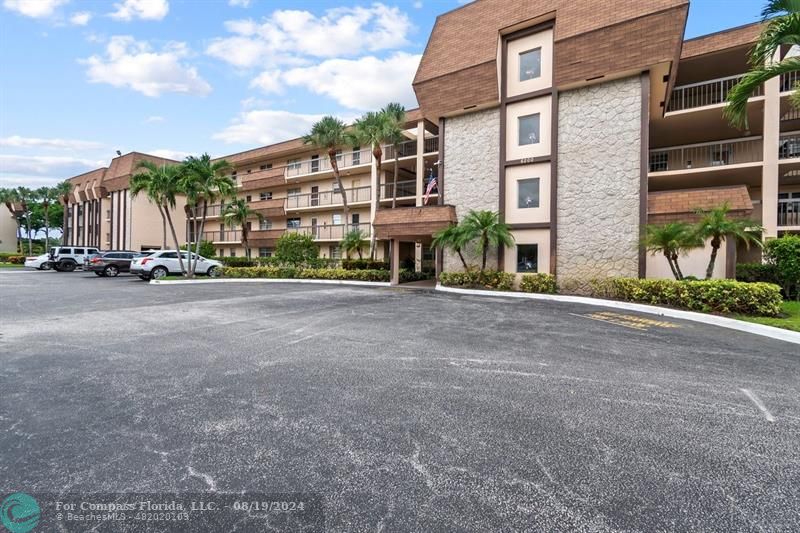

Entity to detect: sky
[0,0,766,189]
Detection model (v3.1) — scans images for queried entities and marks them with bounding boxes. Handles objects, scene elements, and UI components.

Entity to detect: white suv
[49,246,101,272]
[130,250,222,280]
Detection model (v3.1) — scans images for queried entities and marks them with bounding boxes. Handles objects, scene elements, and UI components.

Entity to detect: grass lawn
[0,262,24,268]
[734,301,800,332]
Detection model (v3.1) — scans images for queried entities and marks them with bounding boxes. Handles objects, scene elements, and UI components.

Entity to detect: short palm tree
[53,180,72,244]
[304,116,351,233]
[382,103,407,208]
[36,186,58,249]
[223,198,262,259]
[694,203,763,279]
[432,223,470,270]
[340,228,367,260]
[725,0,800,127]
[181,154,235,276]
[0,187,23,252]
[17,186,34,255]
[460,210,515,272]
[643,222,703,280]
[131,161,187,273]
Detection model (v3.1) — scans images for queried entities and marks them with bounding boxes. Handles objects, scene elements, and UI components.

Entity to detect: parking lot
[1,269,798,531]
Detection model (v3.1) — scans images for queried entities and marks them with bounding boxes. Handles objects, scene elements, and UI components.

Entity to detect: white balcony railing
[285,222,370,241]
[286,149,372,178]
[667,74,764,112]
[649,137,763,172]
[286,186,371,209]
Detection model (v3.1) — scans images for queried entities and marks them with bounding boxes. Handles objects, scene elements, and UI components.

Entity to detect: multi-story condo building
[61,0,798,285]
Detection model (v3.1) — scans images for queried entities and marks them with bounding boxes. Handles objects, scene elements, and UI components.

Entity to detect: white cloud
[144,115,165,123]
[69,11,91,25]
[109,0,168,21]
[228,0,251,6]
[0,154,104,177]
[213,109,324,145]
[206,3,412,68]
[282,52,420,110]
[0,135,104,151]
[81,36,211,97]
[2,0,67,18]
[413,1,422,8]
[146,148,192,161]
[249,70,283,94]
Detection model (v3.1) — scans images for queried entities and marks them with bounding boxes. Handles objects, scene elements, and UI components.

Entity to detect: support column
[370,152,379,255]
[414,242,422,272]
[416,119,425,207]
[762,49,781,239]
[390,238,400,285]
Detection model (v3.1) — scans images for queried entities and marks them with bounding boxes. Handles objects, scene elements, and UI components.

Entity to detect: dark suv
[87,251,154,277]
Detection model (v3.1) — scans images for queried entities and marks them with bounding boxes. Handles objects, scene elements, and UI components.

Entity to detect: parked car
[130,250,222,280]
[87,250,154,277]
[49,246,101,272]
[24,253,53,270]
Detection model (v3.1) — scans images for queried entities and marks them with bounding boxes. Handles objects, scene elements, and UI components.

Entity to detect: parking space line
[740,388,776,422]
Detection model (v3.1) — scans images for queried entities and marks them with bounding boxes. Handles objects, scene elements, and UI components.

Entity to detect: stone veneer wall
[442,107,500,271]
[556,76,642,290]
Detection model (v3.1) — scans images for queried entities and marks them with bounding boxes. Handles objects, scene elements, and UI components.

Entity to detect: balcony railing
[667,74,763,112]
[202,229,241,243]
[382,136,439,161]
[286,185,371,209]
[779,200,800,227]
[781,71,800,93]
[380,179,417,199]
[778,132,800,159]
[249,198,285,217]
[286,149,372,178]
[286,222,371,241]
[649,137,763,172]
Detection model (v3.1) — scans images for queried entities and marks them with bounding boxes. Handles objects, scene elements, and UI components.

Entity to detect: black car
[87,251,154,277]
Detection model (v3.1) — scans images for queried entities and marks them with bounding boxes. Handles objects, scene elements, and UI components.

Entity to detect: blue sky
[0,0,765,188]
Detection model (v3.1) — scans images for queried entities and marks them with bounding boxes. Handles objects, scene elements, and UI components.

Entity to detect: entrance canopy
[372,205,457,242]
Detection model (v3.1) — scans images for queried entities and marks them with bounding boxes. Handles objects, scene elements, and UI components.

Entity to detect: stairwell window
[519,114,540,146]
[516,244,538,273]
[519,48,541,81]
[517,178,540,209]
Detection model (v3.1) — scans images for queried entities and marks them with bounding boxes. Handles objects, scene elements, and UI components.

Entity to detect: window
[259,219,272,230]
[246,195,252,202]
[332,213,342,225]
[311,154,320,172]
[649,152,668,172]
[517,178,540,209]
[351,213,360,225]
[330,245,342,260]
[288,159,301,171]
[287,218,301,229]
[230,249,236,257]
[518,114,540,146]
[516,244,538,273]
[161,252,178,259]
[287,188,301,197]
[74,248,85,254]
[247,169,252,173]
[218,249,224,257]
[519,48,542,81]
[352,147,361,165]
[335,149,342,163]
[266,163,272,169]
[260,191,272,200]
[260,165,267,170]
[259,247,273,257]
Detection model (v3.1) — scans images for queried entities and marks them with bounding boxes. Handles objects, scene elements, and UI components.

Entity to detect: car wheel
[39,262,52,271]
[104,265,120,277]
[207,266,220,278]
[151,266,168,280]
[94,271,104,276]
[60,261,76,272]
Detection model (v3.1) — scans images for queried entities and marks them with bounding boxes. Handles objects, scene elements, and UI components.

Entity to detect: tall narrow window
[516,244,538,273]
[518,114,540,146]
[517,178,540,209]
[519,48,541,81]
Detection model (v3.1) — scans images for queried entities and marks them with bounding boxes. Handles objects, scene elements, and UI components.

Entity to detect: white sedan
[130,250,222,280]
[24,254,53,270]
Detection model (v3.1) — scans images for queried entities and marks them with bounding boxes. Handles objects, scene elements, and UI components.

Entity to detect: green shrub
[520,273,557,294]
[221,266,389,282]
[342,258,389,270]
[764,235,800,300]
[217,256,339,269]
[181,240,216,259]
[274,233,319,265]
[736,262,779,284]
[588,278,782,317]
[439,270,514,291]
[218,256,263,268]
[400,269,434,283]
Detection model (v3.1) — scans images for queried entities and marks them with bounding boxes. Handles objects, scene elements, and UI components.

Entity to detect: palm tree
[460,210,515,272]
[340,229,367,260]
[350,111,393,257]
[694,203,763,279]
[432,223,470,270]
[304,116,351,234]
[0,188,23,253]
[180,154,234,276]
[53,180,72,244]
[223,198,262,259]
[36,186,58,250]
[131,161,187,274]
[382,103,407,208]
[17,187,35,255]
[725,1,800,127]
[643,223,703,280]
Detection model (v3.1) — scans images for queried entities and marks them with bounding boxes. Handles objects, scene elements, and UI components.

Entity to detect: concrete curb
[435,284,800,345]
[150,278,391,288]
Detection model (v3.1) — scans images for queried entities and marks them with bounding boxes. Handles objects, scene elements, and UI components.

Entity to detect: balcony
[202,229,241,243]
[238,167,286,191]
[383,136,439,161]
[249,198,285,217]
[649,137,763,173]
[778,132,800,160]
[286,148,372,179]
[667,74,763,113]
[380,179,417,200]
[781,71,800,93]
[286,222,371,241]
[249,228,285,246]
[779,199,800,227]
[285,185,371,210]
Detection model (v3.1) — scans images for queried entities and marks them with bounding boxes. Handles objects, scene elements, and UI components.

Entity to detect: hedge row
[519,273,557,294]
[589,278,782,317]
[217,256,340,269]
[221,266,389,282]
[342,259,389,271]
[439,270,515,291]
[400,270,434,283]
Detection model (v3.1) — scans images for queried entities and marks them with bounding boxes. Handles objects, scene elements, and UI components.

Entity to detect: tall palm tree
[340,228,367,260]
[725,0,800,127]
[180,154,234,276]
[432,223,470,270]
[0,188,23,253]
[304,116,351,234]
[694,203,763,279]
[643,223,703,280]
[223,198,262,259]
[131,161,187,274]
[460,210,515,272]
[53,180,72,245]
[350,111,393,257]
[382,103,407,208]
[36,186,58,250]
[17,187,35,255]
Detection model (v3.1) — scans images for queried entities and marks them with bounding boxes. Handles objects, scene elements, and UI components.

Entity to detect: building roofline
[682,19,763,44]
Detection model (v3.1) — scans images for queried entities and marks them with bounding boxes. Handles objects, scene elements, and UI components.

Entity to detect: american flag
[424,169,437,205]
